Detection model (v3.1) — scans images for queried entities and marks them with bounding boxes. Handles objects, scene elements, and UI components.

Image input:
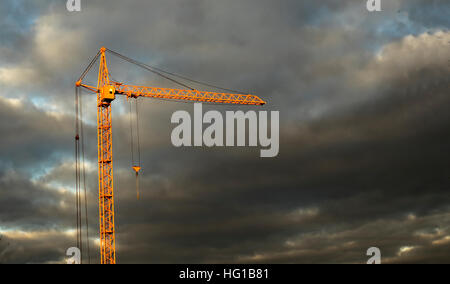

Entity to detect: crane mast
[96,48,116,264]
[76,47,266,264]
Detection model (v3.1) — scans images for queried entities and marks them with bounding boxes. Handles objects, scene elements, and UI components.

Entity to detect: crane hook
[132,166,141,200]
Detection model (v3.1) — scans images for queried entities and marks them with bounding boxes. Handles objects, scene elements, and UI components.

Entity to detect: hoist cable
[77,51,101,83]
[129,100,135,167]
[135,99,141,200]
[74,86,82,263]
[105,48,249,94]
[128,97,141,200]
[79,89,91,264]
[106,48,195,90]
[74,87,79,252]
[135,172,140,201]
[135,99,141,167]
[141,65,249,94]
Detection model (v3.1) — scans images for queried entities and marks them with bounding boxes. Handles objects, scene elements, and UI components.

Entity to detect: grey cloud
[0,97,73,171]
[0,0,450,263]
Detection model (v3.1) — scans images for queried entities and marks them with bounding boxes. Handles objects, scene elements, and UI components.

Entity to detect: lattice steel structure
[76,47,266,264]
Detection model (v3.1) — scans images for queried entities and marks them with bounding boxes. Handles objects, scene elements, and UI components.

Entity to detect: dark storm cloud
[0,0,450,263]
[0,97,78,232]
[0,168,72,229]
[0,97,73,171]
[108,60,450,263]
[0,229,74,264]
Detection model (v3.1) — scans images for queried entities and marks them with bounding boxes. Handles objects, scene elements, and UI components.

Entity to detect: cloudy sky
[0,0,449,264]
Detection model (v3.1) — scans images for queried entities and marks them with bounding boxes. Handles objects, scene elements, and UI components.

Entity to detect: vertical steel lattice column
[97,49,116,264]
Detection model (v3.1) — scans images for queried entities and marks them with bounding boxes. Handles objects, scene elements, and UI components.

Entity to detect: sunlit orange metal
[96,48,116,264]
[77,47,265,264]
[113,84,266,105]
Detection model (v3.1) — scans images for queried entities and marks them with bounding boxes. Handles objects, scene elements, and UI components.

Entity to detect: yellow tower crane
[75,47,266,264]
